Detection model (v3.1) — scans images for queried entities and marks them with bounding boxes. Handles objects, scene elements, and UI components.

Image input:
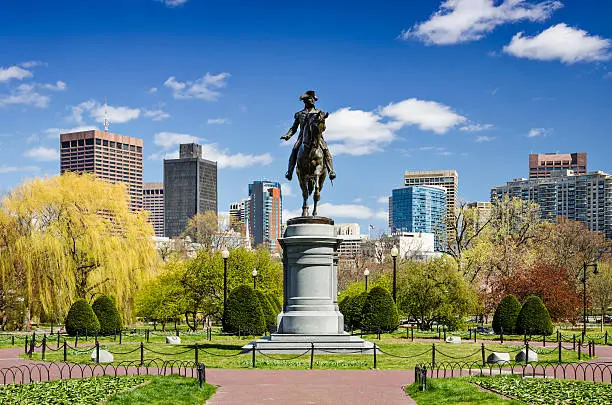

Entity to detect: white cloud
[437,151,455,156]
[460,123,494,132]
[379,98,467,134]
[40,81,67,91]
[157,0,188,7]
[0,84,50,108]
[207,118,230,125]
[281,183,294,197]
[24,146,58,161]
[474,135,495,142]
[144,109,170,121]
[0,165,40,174]
[503,23,611,64]
[20,61,45,69]
[0,65,33,82]
[283,203,388,221]
[154,132,201,150]
[527,127,551,137]
[403,0,562,45]
[164,73,230,101]
[148,87,158,94]
[44,126,98,139]
[71,100,141,125]
[377,196,389,204]
[420,146,445,151]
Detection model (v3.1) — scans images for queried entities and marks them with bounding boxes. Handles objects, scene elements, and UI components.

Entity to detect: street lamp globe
[221,248,230,259]
[363,268,370,277]
[390,245,399,258]
[252,269,258,277]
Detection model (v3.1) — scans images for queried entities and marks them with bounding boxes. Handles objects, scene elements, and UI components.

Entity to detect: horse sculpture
[296,112,327,217]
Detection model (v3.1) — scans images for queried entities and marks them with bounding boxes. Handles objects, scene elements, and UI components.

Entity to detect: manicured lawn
[406,378,522,405]
[24,334,591,369]
[105,375,217,405]
[470,375,612,405]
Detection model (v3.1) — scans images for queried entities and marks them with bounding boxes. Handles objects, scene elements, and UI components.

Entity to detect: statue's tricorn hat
[299,90,318,101]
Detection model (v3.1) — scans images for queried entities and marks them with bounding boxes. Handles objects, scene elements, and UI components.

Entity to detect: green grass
[406,378,522,405]
[470,375,612,405]
[23,334,592,369]
[105,375,216,405]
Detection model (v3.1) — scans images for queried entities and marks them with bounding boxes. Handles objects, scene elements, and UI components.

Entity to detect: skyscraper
[529,152,587,179]
[403,170,458,222]
[60,130,143,212]
[491,170,612,239]
[164,143,218,238]
[390,185,447,250]
[143,182,164,237]
[228,198,249,235]
[246,181,282,254]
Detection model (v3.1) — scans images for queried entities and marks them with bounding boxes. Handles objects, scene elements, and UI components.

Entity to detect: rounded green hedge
[256,290,277,332]
[516,295,553,336]
[346,291,369,330]
[65,299,100,336]
[361,286,399,332]
[224,285,265,335]
[92,295,122,335]
[492,294,522,334]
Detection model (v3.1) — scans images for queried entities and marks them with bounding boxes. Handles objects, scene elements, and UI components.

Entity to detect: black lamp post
[391,245,399,303]
[252,268,258,290]
[582,262,598,339]
[364,267,370,292]
[222,248,230,326]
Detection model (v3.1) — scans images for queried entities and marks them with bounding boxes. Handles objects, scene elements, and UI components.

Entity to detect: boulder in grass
[445,336,461,344]
[90,349,114,363]
[487,352,510,364]
[166,336,181,345]
[515,348,538,363]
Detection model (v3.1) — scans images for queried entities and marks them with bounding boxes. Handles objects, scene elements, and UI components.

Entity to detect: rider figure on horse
[281,90,336,182]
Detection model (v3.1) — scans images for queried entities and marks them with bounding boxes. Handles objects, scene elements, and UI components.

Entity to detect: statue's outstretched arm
[281,113,300,140]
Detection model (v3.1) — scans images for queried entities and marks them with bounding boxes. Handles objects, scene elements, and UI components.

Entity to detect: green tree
[224,285,265,335]
[515,295,553,336]
[492,294,521,334]
[346,291,369,330]
[255,290,277,332]
[135,266,185,330]
[183,212,220,251]
[65,299,100,336]
[361,286,399,332]
[397,258,477,330]
[92,296,122,335]
[590,261,612,331]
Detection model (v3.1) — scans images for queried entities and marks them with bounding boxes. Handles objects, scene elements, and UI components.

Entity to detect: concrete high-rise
[143,182,164,237]
[390,185,447,250]
[164,143,218,238]
[491,170,612,239]
[529,152,586,179]
[403,170,458,222]
[246,181,282,254]
[60,130,143,211]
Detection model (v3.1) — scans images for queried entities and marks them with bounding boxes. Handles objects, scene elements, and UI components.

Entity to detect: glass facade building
[246,181,282,254]
[391,185,447,250]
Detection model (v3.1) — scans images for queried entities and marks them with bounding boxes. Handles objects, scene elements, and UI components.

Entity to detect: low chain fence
[414,360,612,390]
[0,359,206,387]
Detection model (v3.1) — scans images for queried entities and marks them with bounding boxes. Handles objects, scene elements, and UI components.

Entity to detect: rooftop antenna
[103,97,110,132]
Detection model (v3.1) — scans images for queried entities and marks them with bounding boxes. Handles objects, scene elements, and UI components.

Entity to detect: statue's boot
[324,150,336,180]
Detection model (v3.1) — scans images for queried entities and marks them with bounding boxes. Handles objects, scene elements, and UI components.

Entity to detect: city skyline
[1,1,611,233]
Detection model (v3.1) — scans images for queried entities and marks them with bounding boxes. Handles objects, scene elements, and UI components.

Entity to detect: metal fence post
[195,343,199,364]
[578,340,581,360]
[558,340,562,363]
[606,331,608,345]
[96,339,100,364]
[373,343,377,369]
[543,334,546,347]
[197,363,205,388]
[252,342,256,368]
[119,329,122,344]
[310,343,314,369]
[25,336,28,354]
[42,335,47,361]
[63,340,67,362]
[525,341,529,365]
[573,334,576,351]
[140,341,144,366]
[57,332,60,349]
[422,365,427,391]
[592,340,596,357]
[481,343,485,366]
[146,329,150,343]
[11,335,14,346]
[431,343,436,367]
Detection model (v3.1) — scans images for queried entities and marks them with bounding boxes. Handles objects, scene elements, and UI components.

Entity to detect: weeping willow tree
[0,173,159,324]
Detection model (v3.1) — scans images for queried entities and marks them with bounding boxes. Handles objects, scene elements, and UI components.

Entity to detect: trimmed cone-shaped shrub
[492,294,522,334]
[361,286,400,333]
[268,294,282,314]
[515,295,554,336]
[65,299,100,336]
[347,291,369,330]
[255,290,277,332]
[224,285,265,335]
[338,295,351,328]
[92,295,122,335]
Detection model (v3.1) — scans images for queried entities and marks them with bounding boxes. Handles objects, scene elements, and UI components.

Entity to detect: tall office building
[390,185,447,250]
[491,170,612,239]
[143,182,164,237]
[403,170,458,222]
[229,198,249,234]
[335,223,367,260]
[246,181,282,254]
[60,130,143,211]
[164,143,218,238]
[529,152,586,179]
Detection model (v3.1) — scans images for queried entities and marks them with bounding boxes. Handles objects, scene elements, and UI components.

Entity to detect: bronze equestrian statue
[281,90,336,217]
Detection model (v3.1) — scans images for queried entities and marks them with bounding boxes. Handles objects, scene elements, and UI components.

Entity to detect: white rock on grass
[487,352,510,364]
[90,349,114,363]
[166,336,181,345]
[515,348,538,363]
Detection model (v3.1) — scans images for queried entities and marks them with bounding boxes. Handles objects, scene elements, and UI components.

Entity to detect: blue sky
[1,0,611,233]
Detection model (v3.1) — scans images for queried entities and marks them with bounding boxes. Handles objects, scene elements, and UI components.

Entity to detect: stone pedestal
[245,217,372,353]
